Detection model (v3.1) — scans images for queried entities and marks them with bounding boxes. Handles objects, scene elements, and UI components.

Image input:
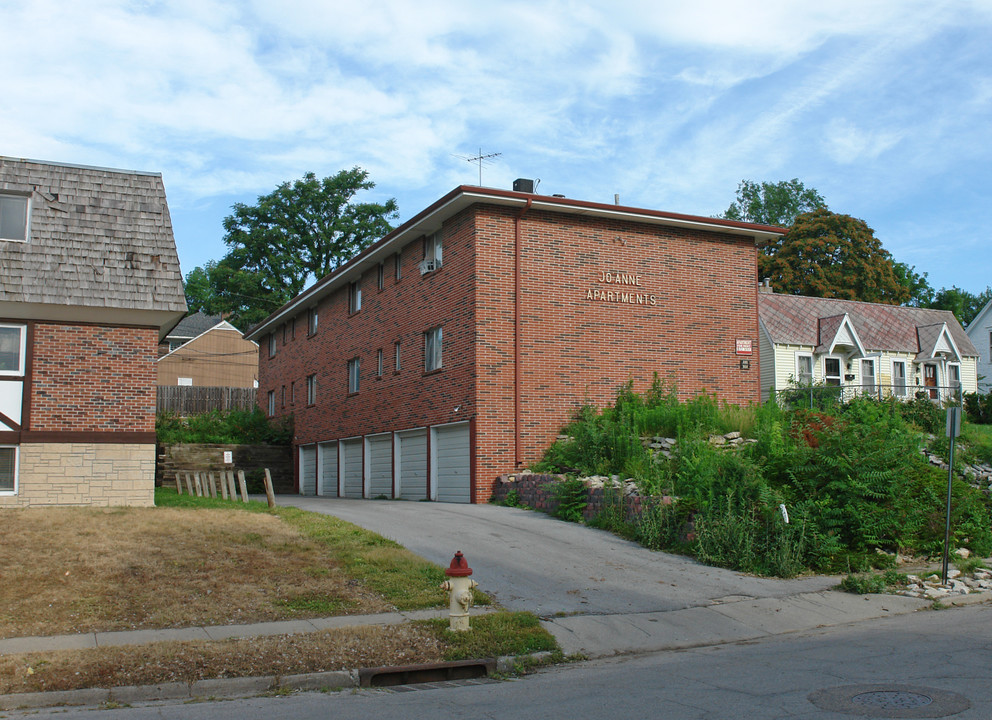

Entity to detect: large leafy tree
[188,168,399,330]
[722,178,827,229]
[927,285,992,326]
[763,208,910,305]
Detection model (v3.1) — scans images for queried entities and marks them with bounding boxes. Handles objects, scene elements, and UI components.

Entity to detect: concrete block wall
[1,443,155,507]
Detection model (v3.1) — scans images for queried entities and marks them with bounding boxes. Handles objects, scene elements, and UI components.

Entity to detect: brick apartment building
[247,183,782,503]
[0,157,187,506]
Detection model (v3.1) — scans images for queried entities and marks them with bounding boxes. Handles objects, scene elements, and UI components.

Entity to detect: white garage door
[299,444,317,496]
[433,422,471,503]
[341,438,364,498]
[367,434,393,498]
[397,429,427,501]
[317,441,338,496]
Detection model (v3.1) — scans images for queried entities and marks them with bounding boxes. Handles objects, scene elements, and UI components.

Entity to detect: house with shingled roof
[965,298,992,393]
[0,156,187,507]
[758,288,979,403]
[157,311,258,388]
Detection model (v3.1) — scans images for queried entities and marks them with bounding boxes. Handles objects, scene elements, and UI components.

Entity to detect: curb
[0,653,553,711]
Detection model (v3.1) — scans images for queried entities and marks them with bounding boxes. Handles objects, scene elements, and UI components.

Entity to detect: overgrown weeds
[156,407,293,445]
[531,380,992,578]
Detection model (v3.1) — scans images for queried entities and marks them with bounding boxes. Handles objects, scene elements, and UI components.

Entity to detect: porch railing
[772,383,963,409]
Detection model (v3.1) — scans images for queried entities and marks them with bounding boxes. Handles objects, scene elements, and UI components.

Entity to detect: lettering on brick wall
[585,270,657,306]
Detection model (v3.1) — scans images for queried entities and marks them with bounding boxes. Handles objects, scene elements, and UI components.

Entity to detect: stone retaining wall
[156,444,293,494]
[491,473,667,522]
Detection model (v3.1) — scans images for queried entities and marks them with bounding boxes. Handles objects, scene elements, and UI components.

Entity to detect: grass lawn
[0,489,557,694]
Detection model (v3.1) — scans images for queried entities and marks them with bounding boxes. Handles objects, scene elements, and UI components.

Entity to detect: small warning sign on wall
[735,339,753,356]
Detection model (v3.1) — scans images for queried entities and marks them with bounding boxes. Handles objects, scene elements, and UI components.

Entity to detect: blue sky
[2,0,990,295]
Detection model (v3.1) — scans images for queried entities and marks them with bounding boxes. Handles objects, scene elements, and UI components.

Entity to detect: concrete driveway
[277,497,839,617]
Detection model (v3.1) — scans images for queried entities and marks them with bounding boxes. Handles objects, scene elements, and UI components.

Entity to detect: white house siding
[758,324,775,402]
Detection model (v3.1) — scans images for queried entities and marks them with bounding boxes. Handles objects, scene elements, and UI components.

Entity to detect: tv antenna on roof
[452,148,502,185]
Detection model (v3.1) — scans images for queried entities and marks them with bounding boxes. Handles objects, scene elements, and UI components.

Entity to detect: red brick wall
[30,323,157,432]
[260,206,479,447]
[258,202,760,502]
[473,205,760,488]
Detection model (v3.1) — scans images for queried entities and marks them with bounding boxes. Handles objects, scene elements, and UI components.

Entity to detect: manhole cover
[809,684,970,718]
[852,691,933,709]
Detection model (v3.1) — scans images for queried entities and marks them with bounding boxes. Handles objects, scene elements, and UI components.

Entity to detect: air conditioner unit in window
[419,259,439,274]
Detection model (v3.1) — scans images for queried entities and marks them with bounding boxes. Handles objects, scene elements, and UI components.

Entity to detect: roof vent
[513,178,535,193]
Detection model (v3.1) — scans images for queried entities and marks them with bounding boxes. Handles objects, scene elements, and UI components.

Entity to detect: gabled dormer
[815,313,866,358]
[916,322,962,362]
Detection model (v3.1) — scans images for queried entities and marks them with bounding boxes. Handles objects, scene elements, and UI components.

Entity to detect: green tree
[893,262,934,308]
[211,168,399,329]
[927,285,992,326]
[722,179,827,229]
[762,208,910,304]
[183,261,222,316]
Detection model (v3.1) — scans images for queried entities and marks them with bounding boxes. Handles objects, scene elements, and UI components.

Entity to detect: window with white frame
[949,363,961,394]
[861,359,876,395]
[349,279,362,313]
[377,262,384,290]
[177,377,193,386]
[0,194,29,242]
[376,348,383,378]
[823,357,842,386]
[347,359,360,394]
[0,324,26,375]
[425,326,442,372]
[395,252,402,281]
[307,373,318,404]
[308,307,318,335]
[268,333,276,358]
[892,360,907,397]
[267,390,275,416]
[796,354,813,385]
[420,232,442,273]
[0,446,17,493]
[394,341,401,372]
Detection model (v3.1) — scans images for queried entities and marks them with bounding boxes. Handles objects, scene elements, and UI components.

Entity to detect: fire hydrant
[440,551,479,632]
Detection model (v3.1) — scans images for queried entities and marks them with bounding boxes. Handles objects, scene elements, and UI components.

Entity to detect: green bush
[549,477,588,523]
[964,391,992,425]
[898,392,944,434]
[530,376,992,577]
[156,408,294,445]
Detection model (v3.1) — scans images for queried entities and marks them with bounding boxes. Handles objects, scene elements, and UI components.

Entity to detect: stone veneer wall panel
[1,443,155,507]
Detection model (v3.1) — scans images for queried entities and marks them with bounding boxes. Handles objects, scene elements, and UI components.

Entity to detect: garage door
[367,434,393,498]
[397,429,427,501]
[299,444,317,496]
[341,438,364,498]
[434,422,471,503]
[317,441,338,496]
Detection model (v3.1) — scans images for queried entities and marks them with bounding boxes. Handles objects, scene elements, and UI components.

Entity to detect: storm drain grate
[809,684,969,718]
[358,658,496,688]
[852,691,933,710]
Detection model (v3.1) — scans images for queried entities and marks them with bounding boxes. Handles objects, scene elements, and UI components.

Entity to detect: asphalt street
[9,597,990,719]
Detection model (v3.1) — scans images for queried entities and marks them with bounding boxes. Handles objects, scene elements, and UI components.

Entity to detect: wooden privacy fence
[174,468,276,507]
[157,386,258,415]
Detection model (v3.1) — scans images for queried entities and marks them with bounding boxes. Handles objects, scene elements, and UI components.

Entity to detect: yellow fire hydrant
[440,551,479,632]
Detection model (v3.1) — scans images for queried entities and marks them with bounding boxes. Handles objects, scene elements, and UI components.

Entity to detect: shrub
[964,391,992,425]
[898,391,944,434]
[156,408,293,445]
[549,477,588,523]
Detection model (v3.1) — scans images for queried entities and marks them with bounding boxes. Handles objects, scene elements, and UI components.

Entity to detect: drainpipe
[514,198,532,467]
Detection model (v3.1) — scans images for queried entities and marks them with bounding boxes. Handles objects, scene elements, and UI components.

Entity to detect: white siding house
[758,291,979,403]
[966,299,992,393]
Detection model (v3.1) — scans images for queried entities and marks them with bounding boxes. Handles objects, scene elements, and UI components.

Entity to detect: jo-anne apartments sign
[585,270,657,306]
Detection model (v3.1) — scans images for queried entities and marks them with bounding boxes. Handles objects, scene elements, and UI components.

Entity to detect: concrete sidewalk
[0,607,477,656]
[1,589,956,660]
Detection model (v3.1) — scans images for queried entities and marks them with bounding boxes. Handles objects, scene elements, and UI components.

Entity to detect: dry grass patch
[0,506,395,639]
[0,625,448,695]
